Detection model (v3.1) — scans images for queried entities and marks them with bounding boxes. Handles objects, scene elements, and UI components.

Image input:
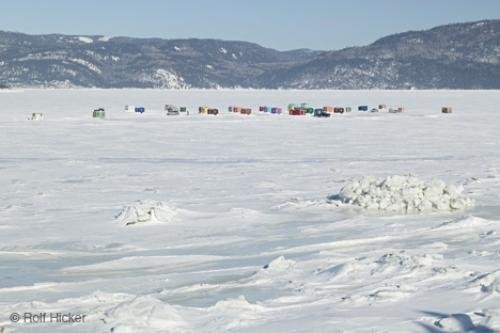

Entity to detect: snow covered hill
[0,20,499,89]
[264,20,500,89]
[0,32,319,89]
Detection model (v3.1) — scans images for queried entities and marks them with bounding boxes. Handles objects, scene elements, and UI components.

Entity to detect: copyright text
[10,312,86,324]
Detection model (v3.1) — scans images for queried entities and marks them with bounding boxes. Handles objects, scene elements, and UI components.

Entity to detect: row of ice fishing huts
[27,104,453,120]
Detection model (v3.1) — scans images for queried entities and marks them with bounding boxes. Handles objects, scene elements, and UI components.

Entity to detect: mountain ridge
[0,19,499,89]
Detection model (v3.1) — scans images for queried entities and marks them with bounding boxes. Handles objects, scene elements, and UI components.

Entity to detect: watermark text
[10,312,86,324]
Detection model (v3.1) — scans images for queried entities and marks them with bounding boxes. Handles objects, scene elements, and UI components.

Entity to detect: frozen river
[0,89,499,332]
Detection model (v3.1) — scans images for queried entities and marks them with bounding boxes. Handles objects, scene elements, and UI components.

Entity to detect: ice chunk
[116,200,178,226]
[333,175,473,214]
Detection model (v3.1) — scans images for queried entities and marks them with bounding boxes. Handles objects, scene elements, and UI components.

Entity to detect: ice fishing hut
[92,108,106,119]
[442,107,453,114]
[198,106,218,115]
[289,108,306,116]
[314,108,331,118]
[288,103,310,111]
[166,105,179,116]
[29,113,44,120]
[389,107,405,113]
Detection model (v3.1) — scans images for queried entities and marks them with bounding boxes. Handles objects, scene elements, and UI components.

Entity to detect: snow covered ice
[1,89,500,332]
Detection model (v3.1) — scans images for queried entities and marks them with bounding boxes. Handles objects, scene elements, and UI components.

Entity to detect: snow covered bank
[116,200,178,226]
[331,175,473,213]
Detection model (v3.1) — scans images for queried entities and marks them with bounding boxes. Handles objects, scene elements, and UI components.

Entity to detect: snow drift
[116,200,178,226]
[330,175,473,213]
[104,296,190,333]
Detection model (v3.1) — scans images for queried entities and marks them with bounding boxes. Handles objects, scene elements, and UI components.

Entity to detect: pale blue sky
[1,0,499,50]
